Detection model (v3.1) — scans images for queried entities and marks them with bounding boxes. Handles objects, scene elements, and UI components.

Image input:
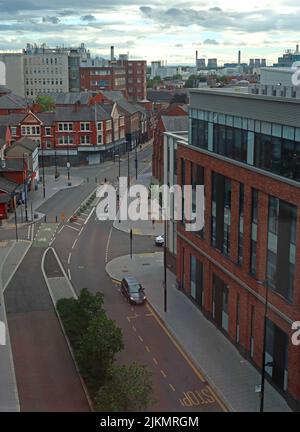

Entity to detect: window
[250,305,255,358]
[265,319,288,392]
[212,274,229,332]
[10,127,17,136]
[267,197,296,302]
[191,163,205,238]
[212,173,231,256]
[106,120,112,130]
[191,119,208,149]
[97,135,103,145]
[58,123,73,132]
[21,125,40,135]
[80,135,90,145]
[45,127,51,136]
[58,135,73,145]
[250,189,258,275]
[80,122,90,131]
[190,255,204,308]
[97,122,102,131]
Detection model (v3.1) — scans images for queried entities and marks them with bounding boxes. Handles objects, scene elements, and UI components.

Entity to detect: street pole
[164,218,167,312]
[130,228,133,259]
[260,280,269,412]
[67,144,70,182]
[41,144,45,198]
[23,154,28,222]
[127,141,130,189]
[118,153,121,178]
[54,149,58,179]
[14,206,18,242]
[135,140,138,180]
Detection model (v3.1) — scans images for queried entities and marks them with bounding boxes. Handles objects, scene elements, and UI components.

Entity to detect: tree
[35,95,55,111]
[57,289,105,350]
[76,314,124,389]
[95,363,154,412]
[184,75,198,88]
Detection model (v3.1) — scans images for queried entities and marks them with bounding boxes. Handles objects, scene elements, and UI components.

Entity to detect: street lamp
[163,218,167,312]
[41,144,46,198]
[127,141,130,189]
[67,143,71,185]
[23,153,28,221]
[135,135,138,180]
[54,149,59,179]
[258,279,269,412]
[11,192,18,242]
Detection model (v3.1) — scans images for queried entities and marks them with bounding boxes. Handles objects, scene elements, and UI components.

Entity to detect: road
[1,142,226,411]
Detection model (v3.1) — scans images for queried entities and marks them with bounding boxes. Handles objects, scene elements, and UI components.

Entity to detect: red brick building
[116,59,147,102]
[0,104,126,166]
[0,90,29,115]
[176,88,300,410]
[152,103,188,183]
[80,66,126,94]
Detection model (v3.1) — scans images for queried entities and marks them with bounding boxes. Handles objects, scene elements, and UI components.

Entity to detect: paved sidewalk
[106,252,291,412]
[0,174,83,229]
[0,240,31,412]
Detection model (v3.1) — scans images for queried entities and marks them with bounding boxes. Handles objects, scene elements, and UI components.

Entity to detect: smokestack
[196,50,198,60]
[110,46,114,61]
[296,44,299,53]
[238,50,241,65]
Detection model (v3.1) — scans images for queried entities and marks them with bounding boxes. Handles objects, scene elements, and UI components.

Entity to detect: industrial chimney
[296,44,299,53]
[238,50,241,65]
[110,46,115,61]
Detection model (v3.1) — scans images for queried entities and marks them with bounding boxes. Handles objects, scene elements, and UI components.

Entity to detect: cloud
[203,38,219,45]
[42,16,60,24]
[139,6,300,33]
[81,14,96,22]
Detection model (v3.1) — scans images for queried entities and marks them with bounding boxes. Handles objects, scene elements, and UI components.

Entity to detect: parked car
[121,276,146,305]
[155,234,164,246]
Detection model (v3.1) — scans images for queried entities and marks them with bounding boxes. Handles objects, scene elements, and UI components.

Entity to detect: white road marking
[65,225,80,232]
[84,207,95,225]
[68,268,71,280]
[72,238,78,249]
[105,226,113,263]
[68,253,71,265]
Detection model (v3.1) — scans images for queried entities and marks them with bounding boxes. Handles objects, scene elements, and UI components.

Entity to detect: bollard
[44,215,47,223]
[55,215,58,223]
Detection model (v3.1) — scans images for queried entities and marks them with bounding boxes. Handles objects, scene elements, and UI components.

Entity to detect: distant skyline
[0,0,299,65]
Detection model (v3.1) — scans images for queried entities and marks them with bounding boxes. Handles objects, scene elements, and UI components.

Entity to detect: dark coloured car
[121,276,146,305]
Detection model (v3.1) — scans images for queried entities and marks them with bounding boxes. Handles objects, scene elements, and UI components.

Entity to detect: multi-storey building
[0,104,126,166]
[176,88,300,410]
[80,66,126,93]
[0,43,89,98]
[116,59,147,101]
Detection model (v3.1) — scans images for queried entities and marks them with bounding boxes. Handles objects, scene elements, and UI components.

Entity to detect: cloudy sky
[0,0,299,65]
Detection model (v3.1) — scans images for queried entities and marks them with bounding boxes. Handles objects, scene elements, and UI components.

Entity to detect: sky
[0,0,299,65]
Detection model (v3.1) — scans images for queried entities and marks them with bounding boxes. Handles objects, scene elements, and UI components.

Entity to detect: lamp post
[259,279,269,412]
[135,136,138,180]
[41,144,45,198]
[67,143,71,185]
[163,217,167,312]
[127,141,130,189]
[54,149,58,179]
[23,153,28,221]
[11,193,18,242]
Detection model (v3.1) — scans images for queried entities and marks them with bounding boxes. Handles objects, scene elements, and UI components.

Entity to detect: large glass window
[191,119,208,149]
[191,163,205,238]
[267,197,296,302]
[250,189,258,276]
[212,274,229,332]
[212,173,231,256]
[265,319,288,392]
[190,255,204,308]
